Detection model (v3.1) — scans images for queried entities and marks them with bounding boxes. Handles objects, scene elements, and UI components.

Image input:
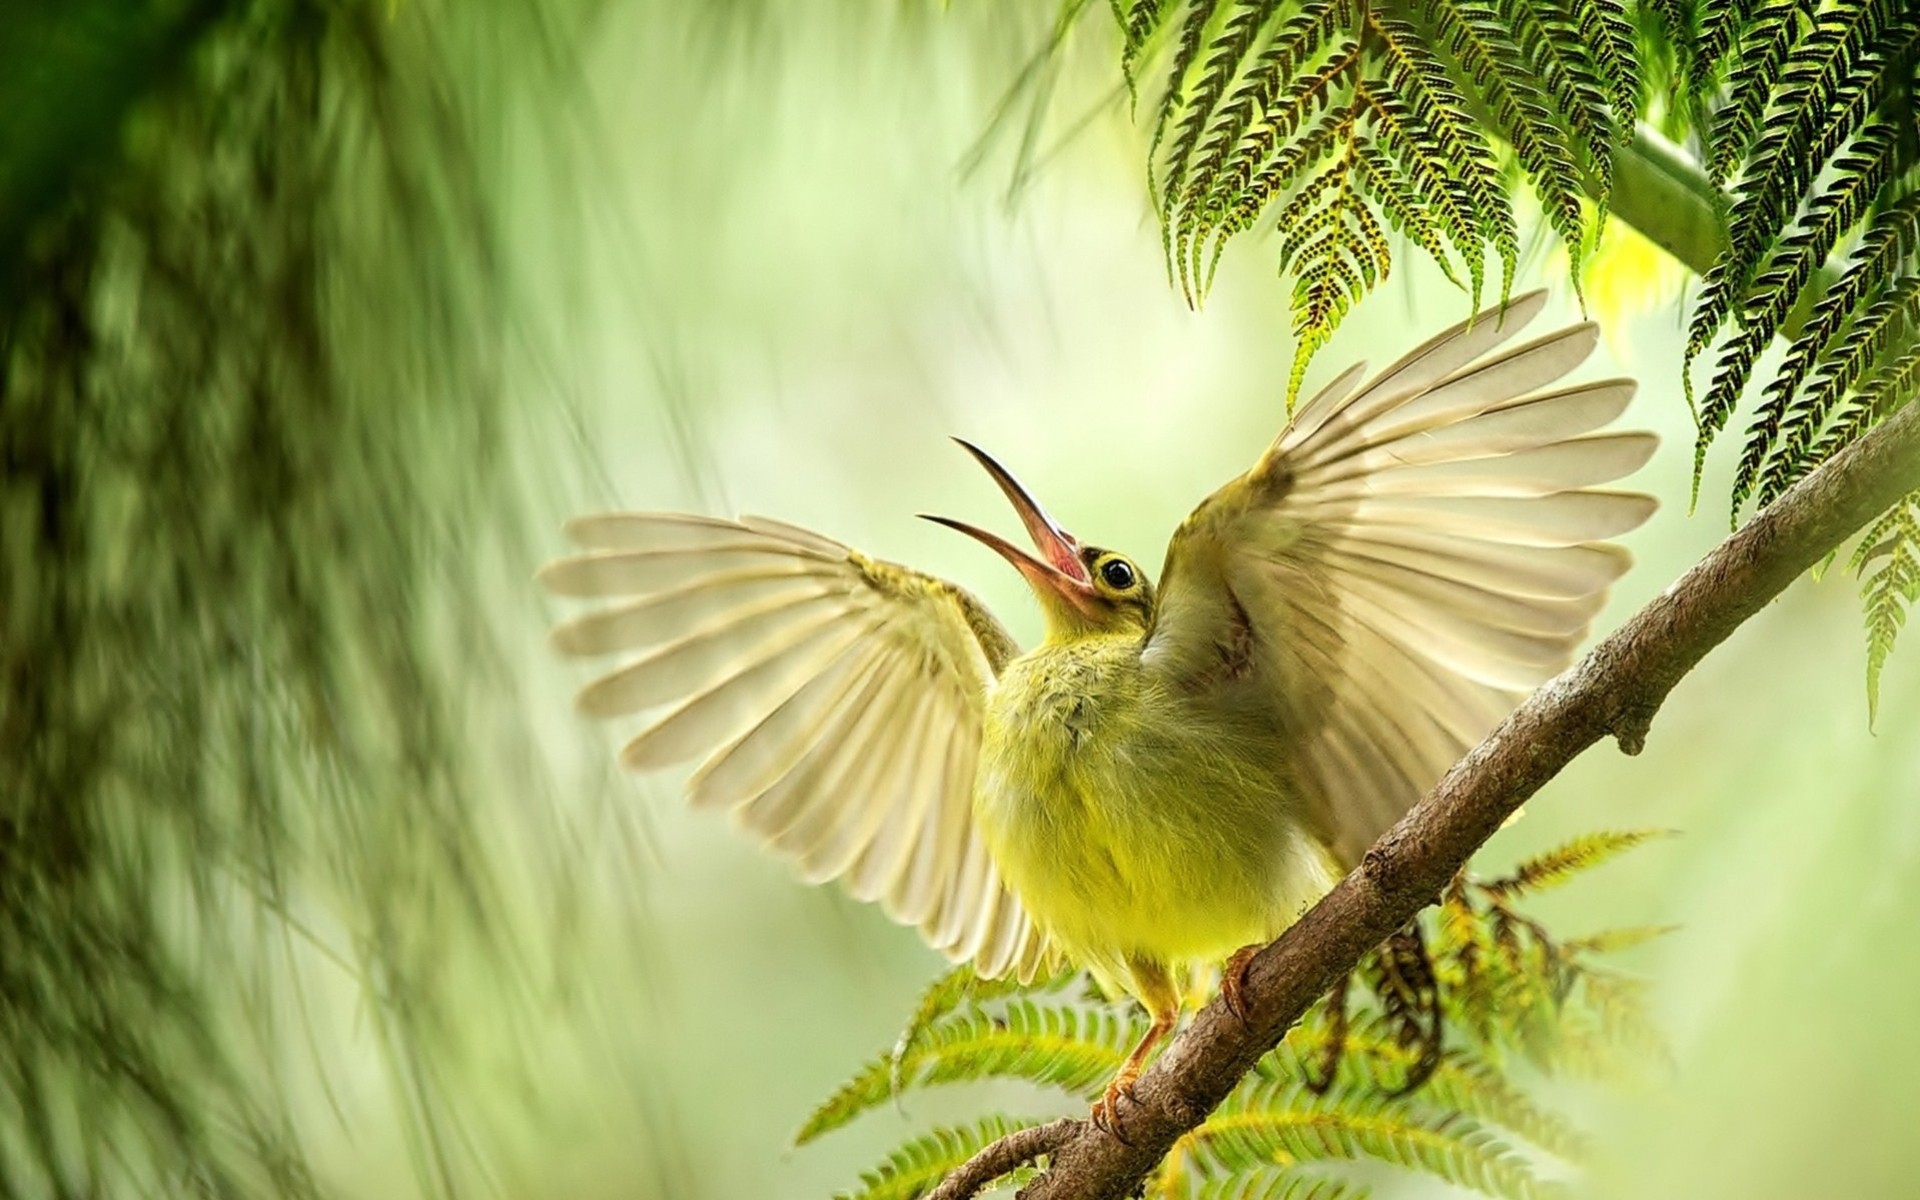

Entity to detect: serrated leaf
[1851,493,1920,727]
[837,1115,1047,1200]
[1482,829,1673,898]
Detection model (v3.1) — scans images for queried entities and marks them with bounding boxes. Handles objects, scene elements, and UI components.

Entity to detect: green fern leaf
[1152,1,1244,215]
[1196,111,1349,293]
[1194,1082,1563,1200]
[1686,118,1895,394]
[1810,341,1920,466]
[1569,968,1671,1072]
[1579,0,1640,129]
[1115,0,1182,95]
[1351,137,1464,288]
[1175,28,1358,297]
[796,972,1085,1144]
[1425,0,1591,281]
[1561,925,1682,956]
[1370,13,1515,301]
[1728,193,1920,512]
[1178,1,1282,186]
[1694,0,1760,97]
[1176,1,1341,227]
[1482,830,1673,899]
[798,1001,1137,1143]
[1192,1170,1373,1200]
[837,1115,1046,1200]
[1850,492,1920,726]
[1758,273,1920,506]
[916,1000,1141,1097]
[1694,316,1774,508]
[1270,1016,1591,1162]
[1498,0,1620,208]
[1722,1,1909,278]
[1707,2,1810,183]
[1154,0,1234,202]
[1273,120,1395,402]
[1738,122,1895,334]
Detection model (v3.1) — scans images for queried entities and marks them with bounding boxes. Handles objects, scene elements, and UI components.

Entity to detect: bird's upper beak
[922,439,1102,619]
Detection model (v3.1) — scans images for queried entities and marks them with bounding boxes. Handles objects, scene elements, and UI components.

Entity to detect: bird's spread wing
[540,512,1053,981]
[1142,290,1657,866]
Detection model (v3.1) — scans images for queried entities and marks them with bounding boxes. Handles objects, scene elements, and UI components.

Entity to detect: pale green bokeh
[280,5,1919,1197]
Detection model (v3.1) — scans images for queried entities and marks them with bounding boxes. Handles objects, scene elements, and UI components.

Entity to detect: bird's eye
[1099,557,1136,590]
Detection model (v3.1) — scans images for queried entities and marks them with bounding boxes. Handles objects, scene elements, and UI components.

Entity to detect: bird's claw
[1090,1074,1139,1145]
[1221,944,1260,1025]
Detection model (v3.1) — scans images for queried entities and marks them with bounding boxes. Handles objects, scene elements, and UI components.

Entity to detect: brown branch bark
[925,1119,1078,1200]
[931,386,1920,1199]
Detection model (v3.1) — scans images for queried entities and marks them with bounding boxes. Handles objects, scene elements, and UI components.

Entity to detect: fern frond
[1694,0,1761,99]
[1499,0,1619,208]
[1420,1053,1590,1162]
[1188,2,1285,162]
[837,1115,1046,1200]
[1481,830,1672,898]
[1177,1,1342,240]
[1581,0,1639,130]
[1424,0,1590,280]
[1152,0,1228,187]
[1722,0,1908,277]
[895,967,1019,1061]
[1176,30,1361,298]
[1728,193,1920,512]
[1364,925,1442,1093]
[1561,925,1681,956]
[798,999,1141,1144]
[1369,13,1514,300]
[1740,122,1894,335]
[1192,1170,1373,1200]
[1270,1017,1589,1162]
[797,971,1094,1144]
[913,1001,1141,1097]
[1154,0,1233,198]
[1567,969,1671,1073]
[1116,0,1182,95]
[1810,341,1920,466]
[1281,121,1389,402]
[1637,0,1698,100]
[1194,1081,1562,1200]
[1850,492,1920,726]
[1146,0,1585,385]
[1694,316,1774,505]
[1687,117,1895,390]
[1707,2,1810,183]
[1757,273,1920,506]
[1350,136,1463,289]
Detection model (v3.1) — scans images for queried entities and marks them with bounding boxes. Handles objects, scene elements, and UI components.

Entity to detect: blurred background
[3,2,1916,1198]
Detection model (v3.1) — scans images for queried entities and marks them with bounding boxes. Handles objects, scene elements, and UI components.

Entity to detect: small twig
[934,385,1920,1199]
[925,1117,1079,1200]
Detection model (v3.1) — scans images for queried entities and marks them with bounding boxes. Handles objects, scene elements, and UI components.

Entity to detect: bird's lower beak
[922,440,1101,617]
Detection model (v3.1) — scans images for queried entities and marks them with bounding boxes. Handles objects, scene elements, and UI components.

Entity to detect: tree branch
[934,383,1920,1199]
[925,1119,1078,1200]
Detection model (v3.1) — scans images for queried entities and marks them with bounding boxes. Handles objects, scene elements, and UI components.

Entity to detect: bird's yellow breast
[973,633,1336,988]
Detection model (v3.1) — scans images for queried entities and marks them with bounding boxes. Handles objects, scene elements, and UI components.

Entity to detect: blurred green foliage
[0,0,620,1192]
[808,836,1668,1200]
[4,2,1918,1199]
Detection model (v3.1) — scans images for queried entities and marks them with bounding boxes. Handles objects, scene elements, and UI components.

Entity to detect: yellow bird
[539,291,1655,1127]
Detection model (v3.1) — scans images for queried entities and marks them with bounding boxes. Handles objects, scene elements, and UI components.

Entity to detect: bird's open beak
[921,439,1101,617]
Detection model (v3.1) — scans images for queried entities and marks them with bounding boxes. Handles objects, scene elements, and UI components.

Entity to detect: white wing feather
[1145,291,1656,865]
[541,514,1053,980]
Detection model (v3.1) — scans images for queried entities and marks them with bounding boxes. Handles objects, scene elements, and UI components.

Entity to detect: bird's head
[923,439,1154,643]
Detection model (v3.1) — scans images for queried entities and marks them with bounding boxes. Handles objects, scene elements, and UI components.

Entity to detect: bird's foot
[1089,1069,1140,1145]
[1221,943,1261,1024]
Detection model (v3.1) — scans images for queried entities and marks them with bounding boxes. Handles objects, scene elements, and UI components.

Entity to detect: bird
[537,290,1656,1131]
